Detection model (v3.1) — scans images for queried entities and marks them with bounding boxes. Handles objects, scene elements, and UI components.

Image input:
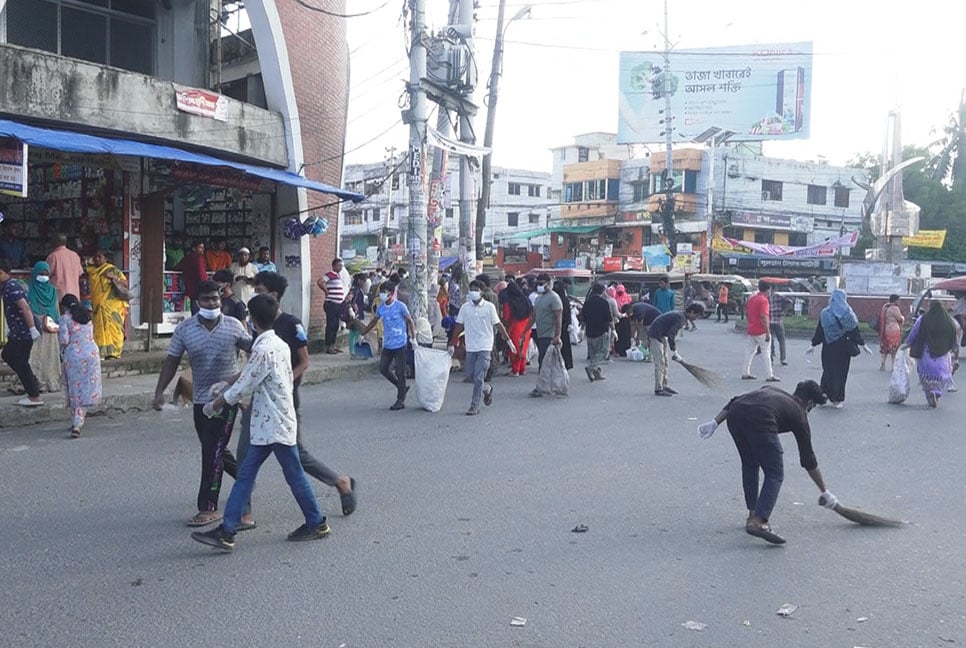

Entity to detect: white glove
[697,420,718,440]
[862,344,873,356]
[447,346,455,356]
[208,382,229,399]
[202,401,222,419]
[29,326,40,340]
[671,352,682,362]
[805,346,815,363]
[819,490,839,509]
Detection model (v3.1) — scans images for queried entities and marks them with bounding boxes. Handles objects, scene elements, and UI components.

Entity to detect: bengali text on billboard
[618,42,813,144]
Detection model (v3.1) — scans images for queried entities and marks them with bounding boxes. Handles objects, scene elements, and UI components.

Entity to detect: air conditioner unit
[727,163,740,178]
[761,191,771,201]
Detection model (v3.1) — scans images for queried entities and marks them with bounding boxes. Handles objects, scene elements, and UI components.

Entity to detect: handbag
[110,278,130,302]
[836,316,861,357]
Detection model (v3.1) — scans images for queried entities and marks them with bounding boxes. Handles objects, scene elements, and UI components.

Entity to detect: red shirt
[745,292,770,336]
[179,251,208,301]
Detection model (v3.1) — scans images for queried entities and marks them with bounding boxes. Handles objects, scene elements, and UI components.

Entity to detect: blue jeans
[727,423,784,521]
[465,350,491,408]
[222,442,324,534]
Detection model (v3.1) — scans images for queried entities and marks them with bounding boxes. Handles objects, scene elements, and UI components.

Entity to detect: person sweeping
[697,380,835,545]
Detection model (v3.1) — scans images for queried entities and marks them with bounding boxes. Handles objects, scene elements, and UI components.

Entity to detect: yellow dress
[87,263,129,358]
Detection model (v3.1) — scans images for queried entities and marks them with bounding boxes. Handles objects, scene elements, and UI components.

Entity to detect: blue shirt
[254,260,277,273]
[377,299,411,350]
[653,288,675,313]
[1,279,31,340]
[0,239,27,268]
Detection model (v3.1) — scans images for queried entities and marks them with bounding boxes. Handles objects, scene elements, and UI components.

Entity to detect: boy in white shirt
[451,279,513,416]
[191,293,329,551]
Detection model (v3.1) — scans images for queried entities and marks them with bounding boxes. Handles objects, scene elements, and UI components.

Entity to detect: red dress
[503,303,532,375]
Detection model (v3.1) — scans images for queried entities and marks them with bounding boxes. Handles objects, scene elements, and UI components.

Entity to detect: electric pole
[659,0,676,256]
[475,0,507,262]
[406,0,430,319]
[457,0,478,278]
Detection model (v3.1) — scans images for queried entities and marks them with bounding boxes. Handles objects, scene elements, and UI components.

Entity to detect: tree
[928,89,966,186]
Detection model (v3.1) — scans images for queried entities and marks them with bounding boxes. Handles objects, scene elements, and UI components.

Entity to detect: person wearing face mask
[358,281,416,410]
[152,280,253,527]
[528,274,563,397]
[696,380,832,546]
[27,261,62,394]
[394,267,412,309]
[450,280,513,415]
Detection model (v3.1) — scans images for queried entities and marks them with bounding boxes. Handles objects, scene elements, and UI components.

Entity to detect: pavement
[0,345,378,428]
[1,322,964,646]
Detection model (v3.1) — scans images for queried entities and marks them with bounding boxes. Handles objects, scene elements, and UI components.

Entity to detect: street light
[474,1,532,260]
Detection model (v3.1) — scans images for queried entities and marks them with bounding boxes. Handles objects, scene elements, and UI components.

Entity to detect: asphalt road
[1,322,964,647]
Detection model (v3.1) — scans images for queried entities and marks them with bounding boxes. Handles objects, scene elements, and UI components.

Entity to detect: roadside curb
[0,359,379,429]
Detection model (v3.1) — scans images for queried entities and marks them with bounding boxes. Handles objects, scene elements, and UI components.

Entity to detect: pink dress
[58,314,102,409]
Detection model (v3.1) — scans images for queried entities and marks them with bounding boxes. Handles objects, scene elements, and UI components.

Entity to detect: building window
[390,174,400,191]
[445,208,454,218]
[583,179,606,201]
[344,211,362,225]
[761,180,783,201]
[683,170,698,194]
[789,232,808,246]
[371,208,381,222]
[834,187,850,208]
[577,147,589,163]
[5,0,156,75]
[807,184,827,205]
[507,212,519,227]
[564,182,583,203]
[389,206,396,220]
[528,184,540,197]
[754,229,774,244]
[632,182,648,203]
[508,183,521,195]
[528,213,540,224]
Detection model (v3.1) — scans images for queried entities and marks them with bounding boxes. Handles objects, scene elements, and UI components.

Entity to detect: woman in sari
[879,293,905,371]
[807,289,869,408]
[27,261,62,393]
[903,301,958,408]
[436,279,449,319]
[86,249,129,359]
[501,280,533,376]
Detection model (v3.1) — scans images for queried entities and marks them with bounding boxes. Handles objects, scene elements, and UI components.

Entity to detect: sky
[339,0,966,173]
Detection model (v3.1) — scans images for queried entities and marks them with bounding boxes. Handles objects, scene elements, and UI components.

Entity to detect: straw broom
[819,493,904,527]
[673,357,721,388]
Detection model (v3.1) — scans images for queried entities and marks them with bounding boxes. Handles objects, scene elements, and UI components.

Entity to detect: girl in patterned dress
[58,294,102,438]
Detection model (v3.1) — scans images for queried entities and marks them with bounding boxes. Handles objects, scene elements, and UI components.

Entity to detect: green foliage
[927,90,966,185]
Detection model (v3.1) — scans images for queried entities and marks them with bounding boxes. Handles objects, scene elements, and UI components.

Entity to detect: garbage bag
[535,345,570,396]
[414,346,452,412]
[525,336,538,364]
[569,309,584,346]
[888,350,911,404]
[628,345,645,362]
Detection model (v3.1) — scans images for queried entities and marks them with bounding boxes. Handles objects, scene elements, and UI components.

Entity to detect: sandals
[187,511,223,527]
[746,520,787,545]
[340,477,357,516]
[69,428,81,439]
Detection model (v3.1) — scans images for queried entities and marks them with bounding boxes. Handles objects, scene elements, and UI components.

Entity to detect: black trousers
[379,346,408,400]
[192,404,239,512]
[323,300,341,347]
[2,339,40,398]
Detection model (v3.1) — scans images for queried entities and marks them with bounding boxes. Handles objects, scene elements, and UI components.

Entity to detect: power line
[291,0,393,19]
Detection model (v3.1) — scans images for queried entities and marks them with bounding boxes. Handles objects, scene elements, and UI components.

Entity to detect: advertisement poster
[175,87,229,122]
[618,42,813,144]
[902,229,946,249]
[0,137,28,197]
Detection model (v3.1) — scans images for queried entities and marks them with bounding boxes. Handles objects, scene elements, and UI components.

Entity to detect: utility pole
[457,0,478,278]
[406,0,430,319]
[659,0,676,257]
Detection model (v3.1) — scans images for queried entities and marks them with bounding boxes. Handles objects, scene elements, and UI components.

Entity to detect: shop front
[0,119,361,340]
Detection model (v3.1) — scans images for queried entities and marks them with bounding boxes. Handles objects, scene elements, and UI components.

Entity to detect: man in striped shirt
[316,258,347,354]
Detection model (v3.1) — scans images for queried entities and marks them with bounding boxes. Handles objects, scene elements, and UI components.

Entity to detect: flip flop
[340,478,357,516]
[187,511,223,527]
[746,522,786,545]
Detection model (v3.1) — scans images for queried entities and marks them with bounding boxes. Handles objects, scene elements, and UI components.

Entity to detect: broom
[819,493,904,527]
[673,357,721,388]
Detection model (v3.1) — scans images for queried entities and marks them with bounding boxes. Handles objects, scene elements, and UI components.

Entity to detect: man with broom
[646,303,706,396]
[696,380,837,545]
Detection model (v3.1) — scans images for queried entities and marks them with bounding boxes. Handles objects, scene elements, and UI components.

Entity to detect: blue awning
[0,119,364,202]
[439,256,459,270]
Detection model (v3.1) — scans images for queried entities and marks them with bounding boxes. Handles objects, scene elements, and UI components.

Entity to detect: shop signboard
[175,87,229,122]
[601,257,623,272]
[618,42,813,144]
[0,137,27,198]
[624,257,644,270]
[555,259,577,269]
[902,229,946,249]
[642,244,671,270]
[731,211,813,232]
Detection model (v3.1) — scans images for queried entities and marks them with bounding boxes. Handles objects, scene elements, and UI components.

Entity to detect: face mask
[379,292,389,302]
[35,275,50,283]
[198,307,221,321]
[536,285,546,294]
[398,272,407,280]
[468,290,482,302]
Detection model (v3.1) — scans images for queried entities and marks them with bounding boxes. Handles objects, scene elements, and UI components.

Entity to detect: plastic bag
[414,346,452,412]
[888,350,911,404]
[535,345,570,396]
[525,337,537,364]
[628,346,645,362]
[569,310,583,346]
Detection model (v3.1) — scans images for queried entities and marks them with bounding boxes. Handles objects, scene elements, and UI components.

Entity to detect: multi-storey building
[0,1,359,332]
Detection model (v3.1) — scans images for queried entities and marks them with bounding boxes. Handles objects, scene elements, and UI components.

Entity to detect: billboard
[618,42,813,144]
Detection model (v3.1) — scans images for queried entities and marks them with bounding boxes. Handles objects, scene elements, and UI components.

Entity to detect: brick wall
[275,1,349,331]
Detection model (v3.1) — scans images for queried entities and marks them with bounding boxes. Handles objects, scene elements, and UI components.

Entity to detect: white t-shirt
[456,299,501,352]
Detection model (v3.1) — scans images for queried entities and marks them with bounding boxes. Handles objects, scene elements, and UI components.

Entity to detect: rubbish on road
[792,501,804,506]
[857,616,869,622]
[820,493,904,527]
[686,417,697,421]
[742,620,751,626]
[510,617,527,627]
[776,603,798,617]
[681,620,707,631]
[414,346,452,412]
[571,524,589,533]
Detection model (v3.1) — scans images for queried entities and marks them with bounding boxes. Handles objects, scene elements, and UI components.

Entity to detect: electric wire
[291,0,393,19]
